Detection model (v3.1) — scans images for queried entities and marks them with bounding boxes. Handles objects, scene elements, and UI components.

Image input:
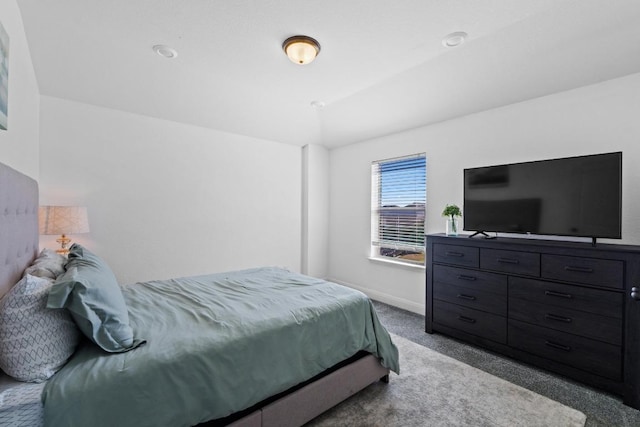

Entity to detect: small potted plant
[442,204,462,236]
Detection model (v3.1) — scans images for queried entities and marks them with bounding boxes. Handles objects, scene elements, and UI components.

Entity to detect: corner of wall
[301,144,330,278]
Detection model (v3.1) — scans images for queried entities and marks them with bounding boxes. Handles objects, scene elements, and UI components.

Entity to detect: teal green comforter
[42,267,399,427]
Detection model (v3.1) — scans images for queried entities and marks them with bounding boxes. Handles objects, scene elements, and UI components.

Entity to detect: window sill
[368,256,425,270]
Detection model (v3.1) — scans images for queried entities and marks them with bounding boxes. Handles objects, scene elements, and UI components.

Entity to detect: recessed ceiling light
[442,32,468,48]
[310,100,325,109]
[153,45,178,59]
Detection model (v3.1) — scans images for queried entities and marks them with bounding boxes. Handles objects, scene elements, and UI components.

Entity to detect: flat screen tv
[463,152,622,241]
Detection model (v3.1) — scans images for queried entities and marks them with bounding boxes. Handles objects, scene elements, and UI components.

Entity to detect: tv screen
[463,152,622,239]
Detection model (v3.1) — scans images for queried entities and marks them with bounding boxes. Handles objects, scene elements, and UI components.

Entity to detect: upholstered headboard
[0,162,39,298]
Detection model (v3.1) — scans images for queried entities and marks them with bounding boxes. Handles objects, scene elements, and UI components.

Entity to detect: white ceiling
[17,0,640,148]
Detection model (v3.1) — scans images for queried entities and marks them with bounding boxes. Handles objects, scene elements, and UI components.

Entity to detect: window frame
[370,153,426,267]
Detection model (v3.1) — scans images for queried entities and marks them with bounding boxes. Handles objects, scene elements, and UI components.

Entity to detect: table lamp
[39,206,90,255]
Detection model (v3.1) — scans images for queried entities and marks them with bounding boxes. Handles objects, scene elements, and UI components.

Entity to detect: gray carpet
[371,301,640,427]
[307,334,586,427]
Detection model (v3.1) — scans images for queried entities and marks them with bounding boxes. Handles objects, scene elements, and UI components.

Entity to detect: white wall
[301,144,329,278]
[328,72,640,314]
[0,0,39,179]
[39,96,302,285]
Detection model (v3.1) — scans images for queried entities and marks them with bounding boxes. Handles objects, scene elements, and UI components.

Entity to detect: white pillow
[24,249,67,280]
[0,274,80,382]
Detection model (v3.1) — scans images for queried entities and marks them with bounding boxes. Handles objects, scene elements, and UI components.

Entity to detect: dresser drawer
[509,277,623,319]
[433,244,479,268]
[541,254,624,289]
[481,248,540,276]
[509,320,621,380]
[509,298,622,345]
[433,265,507,315]
[433,301,506,344]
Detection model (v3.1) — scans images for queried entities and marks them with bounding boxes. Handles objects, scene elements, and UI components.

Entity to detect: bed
[0,161,399,427]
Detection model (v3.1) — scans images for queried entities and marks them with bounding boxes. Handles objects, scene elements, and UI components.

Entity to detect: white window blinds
[371,154,426,263]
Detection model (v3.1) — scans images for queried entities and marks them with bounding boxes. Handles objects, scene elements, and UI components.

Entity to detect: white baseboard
[329,278,425,315]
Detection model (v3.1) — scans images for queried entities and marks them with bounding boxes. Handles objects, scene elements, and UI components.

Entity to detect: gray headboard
[0,162,39,298]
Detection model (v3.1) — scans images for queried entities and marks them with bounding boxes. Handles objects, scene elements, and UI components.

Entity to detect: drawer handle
[544,290,572,299]
[446,251,464,257]
[497,257,519,264]
[457,315,476,324]
[457,294,477,301]
[457,274,477,281]
[545,313,573,323]
[544,340,572,352]
[564,266,594,273]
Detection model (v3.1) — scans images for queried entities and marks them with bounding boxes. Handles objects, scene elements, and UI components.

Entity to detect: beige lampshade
[39,206,90,235]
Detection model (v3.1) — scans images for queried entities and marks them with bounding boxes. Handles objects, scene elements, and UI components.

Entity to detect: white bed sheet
[0,373,44,427]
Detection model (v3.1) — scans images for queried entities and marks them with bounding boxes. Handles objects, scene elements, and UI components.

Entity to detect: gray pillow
[24,248,67,280]
[0,274,80,382]
[48,244,144,353]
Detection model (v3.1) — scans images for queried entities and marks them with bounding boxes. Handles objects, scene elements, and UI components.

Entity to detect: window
[371,153,426,265]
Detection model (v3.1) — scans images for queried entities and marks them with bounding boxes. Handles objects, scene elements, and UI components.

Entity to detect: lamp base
[56,235,71,256]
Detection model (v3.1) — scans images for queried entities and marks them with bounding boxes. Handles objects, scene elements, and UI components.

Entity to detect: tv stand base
[468,231,496,239]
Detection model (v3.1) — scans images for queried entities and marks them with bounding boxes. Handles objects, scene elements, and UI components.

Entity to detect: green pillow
[48,244,144,353]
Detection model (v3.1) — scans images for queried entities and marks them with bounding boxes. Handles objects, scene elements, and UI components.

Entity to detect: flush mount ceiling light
[282,36,321,65]
[442,32,468,48]
[153,44,178,59]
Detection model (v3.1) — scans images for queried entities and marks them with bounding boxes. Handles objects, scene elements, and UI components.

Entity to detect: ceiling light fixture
[282,36,321,65]
[442,32,468,48]
[153,44,178,59]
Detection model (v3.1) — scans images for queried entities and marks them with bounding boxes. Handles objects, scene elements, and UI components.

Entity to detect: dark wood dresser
[425,233,640,409]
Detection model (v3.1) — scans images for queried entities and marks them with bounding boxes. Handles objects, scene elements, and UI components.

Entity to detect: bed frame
[210,353,389,427]
[0,161,390,427]
[0,163,39,299]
